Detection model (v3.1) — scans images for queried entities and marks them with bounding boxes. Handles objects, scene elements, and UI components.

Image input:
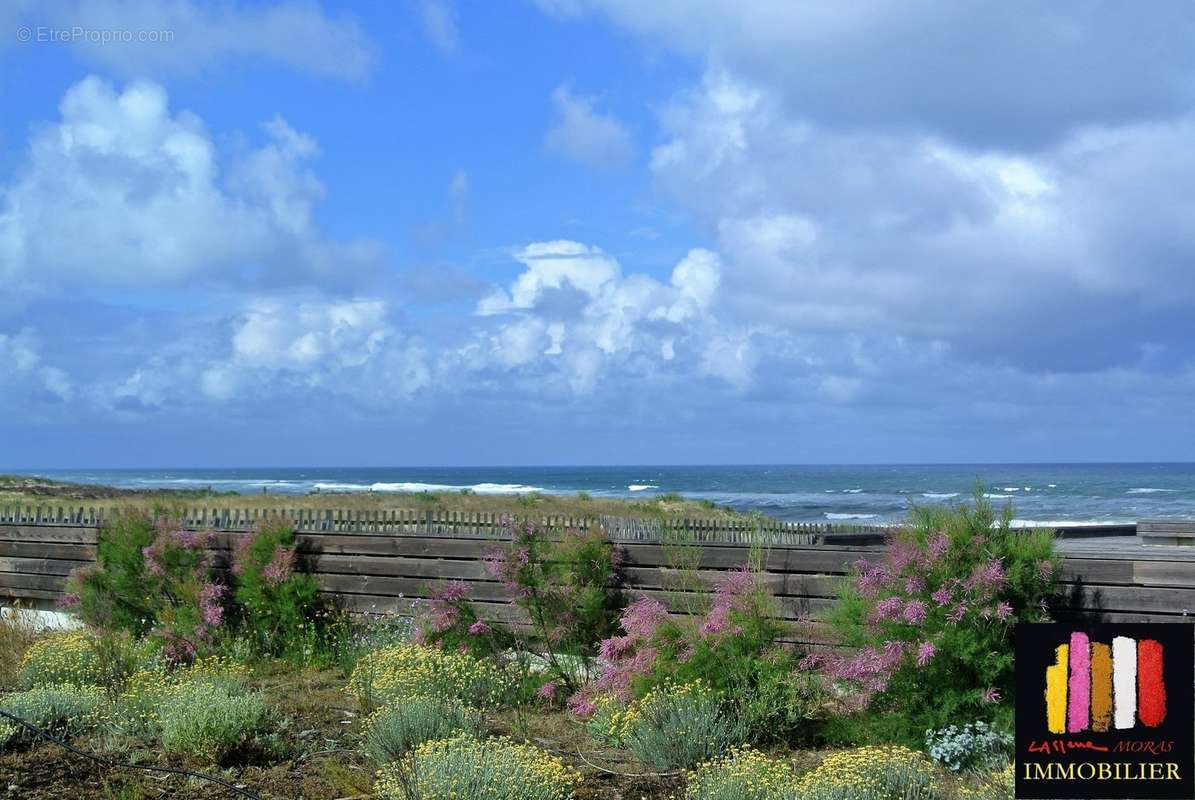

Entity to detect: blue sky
[1,1,1194,468]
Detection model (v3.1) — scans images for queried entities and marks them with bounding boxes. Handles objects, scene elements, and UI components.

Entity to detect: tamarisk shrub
[230,518,318,658]
[67,512,227,664]
[484,520,623,690]
[819,490,1058,744]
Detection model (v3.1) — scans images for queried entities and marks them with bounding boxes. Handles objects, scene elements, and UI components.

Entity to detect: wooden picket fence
[0,504,894,545]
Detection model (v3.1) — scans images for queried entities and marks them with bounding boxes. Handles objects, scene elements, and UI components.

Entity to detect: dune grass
[0,476,740,521]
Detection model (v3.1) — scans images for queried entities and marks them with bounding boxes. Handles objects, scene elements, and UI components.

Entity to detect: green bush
[822,490,1057,744]
[68,511,229,663]
[158,679,267,762]
[363,696,482,764]
[68,511,158,637]
[230,519,319,658]
[735,658,823,744]
[374,734,581,800]
[625,681,746,771]
[0,684,106,747]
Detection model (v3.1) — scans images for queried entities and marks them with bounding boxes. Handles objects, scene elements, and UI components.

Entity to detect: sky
[1,1,1194,468]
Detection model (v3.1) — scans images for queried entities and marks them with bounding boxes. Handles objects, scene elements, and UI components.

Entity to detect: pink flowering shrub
[822,490,1059,744]
[573,566,823,742]
[68,511,227,663]
[414,579,512,657]
[230,518,319,657]
[483,520,623,691]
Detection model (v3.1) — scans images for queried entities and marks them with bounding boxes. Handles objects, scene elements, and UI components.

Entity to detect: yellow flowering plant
[682,746,797,800]
[797,745,943,800]
[374,733,581,800]
[19,630,102,688]
[347,643,516,710]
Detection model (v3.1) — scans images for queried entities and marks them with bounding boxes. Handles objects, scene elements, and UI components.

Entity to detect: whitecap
[843,488,864,494]
[628,484,658,492]
[1002,487,1021,492]
[1047,484,1057,488]
[315,481,546,494]
[984,493,1013,499]
[825,512,878,520]
[922,492,959,499]
[1126,488,1176,494]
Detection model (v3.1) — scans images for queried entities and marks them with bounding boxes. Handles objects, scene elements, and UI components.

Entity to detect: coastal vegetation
[0,474,736,521]
[0,492,1040,798]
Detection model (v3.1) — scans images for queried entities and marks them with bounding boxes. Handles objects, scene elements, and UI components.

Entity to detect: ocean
[17,463,1195,526]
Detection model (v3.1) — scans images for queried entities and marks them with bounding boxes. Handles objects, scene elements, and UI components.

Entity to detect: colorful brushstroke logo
[1016,623,1193,799]
[1043,632,1166,734]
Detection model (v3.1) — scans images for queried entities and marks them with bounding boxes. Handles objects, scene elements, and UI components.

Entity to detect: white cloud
[0,328,72,401]
[0,76,380,299]
[470,241,730,393]
[534,1,1195,149]
[199,296,429,403]
[545,85,634,169]
[648,68,1195,374]
[5,0,377,81]
[417,0,461,55]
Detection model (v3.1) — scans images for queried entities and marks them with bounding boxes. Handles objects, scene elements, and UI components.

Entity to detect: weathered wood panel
[1139,519,1195,546]
[2,522,1193,639]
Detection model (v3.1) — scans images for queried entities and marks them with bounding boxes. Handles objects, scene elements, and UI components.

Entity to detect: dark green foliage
[70,511,157,636]
[230,519,319,658]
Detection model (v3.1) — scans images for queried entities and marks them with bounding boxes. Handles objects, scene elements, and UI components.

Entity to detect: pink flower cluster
[700,567,755,637]
[261,544,296,586]
[198,582,227,627]
[142,527,212,578]
[423,580,472,633]
[569,597,668,712]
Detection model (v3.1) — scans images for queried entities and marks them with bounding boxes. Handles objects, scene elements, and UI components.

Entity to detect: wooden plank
[0,557,88,576]
[621,567,844,597]
[1058,558,1136,585]
[0,525,99,544]
[0,586,61,601]
[1135,561,1195,589]
[314,573,511,603]
[295,534,504,559]
[1054,584,1195,615]
[0,572,68,592]
[1138,520,1195,533]
[0,541,97,561]
[304,554,492,581]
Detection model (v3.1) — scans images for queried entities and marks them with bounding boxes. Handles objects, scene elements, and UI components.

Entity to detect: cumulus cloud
[0,76,380,299]
[469,241,727,392]
[545,85,634,169]
[649,68,1195,374]
[4,0,377,81]
[200,296,430,403]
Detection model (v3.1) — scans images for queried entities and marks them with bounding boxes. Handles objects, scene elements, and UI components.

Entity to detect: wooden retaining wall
[1,516,1191,646]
